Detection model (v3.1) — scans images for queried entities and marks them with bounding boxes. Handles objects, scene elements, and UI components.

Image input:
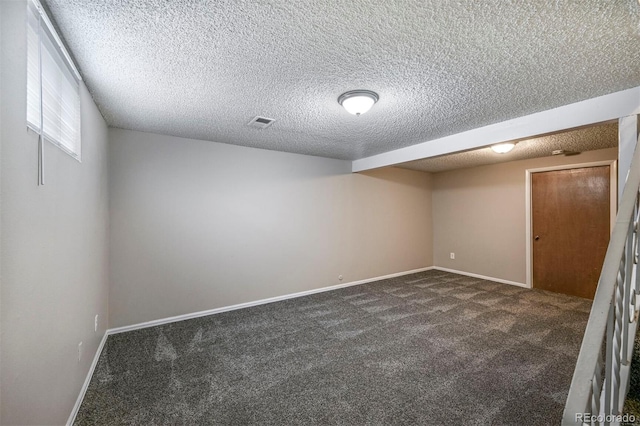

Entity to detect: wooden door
[532,166,610,299]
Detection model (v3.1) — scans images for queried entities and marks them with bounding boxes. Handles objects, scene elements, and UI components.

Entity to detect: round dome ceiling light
[338,90,379,116]
[491,142,516,154]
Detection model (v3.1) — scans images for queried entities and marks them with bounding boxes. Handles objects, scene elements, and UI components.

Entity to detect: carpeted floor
[623,331,640,424]
[75,270,592,425]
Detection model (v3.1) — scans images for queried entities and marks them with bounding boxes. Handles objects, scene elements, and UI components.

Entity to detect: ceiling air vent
[248,116,275,129]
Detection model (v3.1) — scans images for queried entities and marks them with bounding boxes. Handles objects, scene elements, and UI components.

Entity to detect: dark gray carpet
[623,330,640,424]
[75,270,591,425]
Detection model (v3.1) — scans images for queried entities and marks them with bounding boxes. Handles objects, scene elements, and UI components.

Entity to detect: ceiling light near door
[338,90,379,116]
[490,142,516,154]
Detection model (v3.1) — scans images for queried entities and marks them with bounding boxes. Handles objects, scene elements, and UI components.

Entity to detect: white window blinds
[27,0,82,160]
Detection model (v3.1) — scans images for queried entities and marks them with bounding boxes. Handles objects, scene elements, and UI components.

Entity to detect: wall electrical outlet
[95,315,99,332]
[450,253,455,260]
[78,341,83,362]
[338,275,343,281]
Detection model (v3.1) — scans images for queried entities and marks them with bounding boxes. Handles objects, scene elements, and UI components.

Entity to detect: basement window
[26,0,82,161]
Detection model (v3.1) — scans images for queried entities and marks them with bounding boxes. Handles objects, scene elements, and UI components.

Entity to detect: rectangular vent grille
[248,116,275,129]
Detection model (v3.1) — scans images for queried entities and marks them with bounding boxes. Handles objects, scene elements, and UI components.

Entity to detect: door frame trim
[525,160,617,289]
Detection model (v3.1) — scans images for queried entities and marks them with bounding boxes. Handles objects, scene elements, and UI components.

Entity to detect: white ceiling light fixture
[338,90,379,116]
[490,142,516,154]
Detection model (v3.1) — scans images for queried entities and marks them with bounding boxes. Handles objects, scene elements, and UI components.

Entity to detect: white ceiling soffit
[397,122,618,174]
[353,87,640,171]
[44,1,640,162]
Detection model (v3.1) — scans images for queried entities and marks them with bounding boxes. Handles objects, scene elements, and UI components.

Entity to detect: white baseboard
[66,331,109,426]
[433,266,529,288]
[68,266,434,422]
[67,264,525,423]
[108,266,435,335]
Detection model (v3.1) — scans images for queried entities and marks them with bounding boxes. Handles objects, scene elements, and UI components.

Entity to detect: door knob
[535,235,540,241]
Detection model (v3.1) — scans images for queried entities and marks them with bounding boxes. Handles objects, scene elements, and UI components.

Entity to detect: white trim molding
[352,86,640,172]
[524,160,617,289]
[66,331,109,426]
[433,266,527,288]
[66,264,539,423]
[67,265,434,423]
[108,266,434,335]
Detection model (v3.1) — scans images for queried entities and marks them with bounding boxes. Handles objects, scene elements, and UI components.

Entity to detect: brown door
[532,166,610,299]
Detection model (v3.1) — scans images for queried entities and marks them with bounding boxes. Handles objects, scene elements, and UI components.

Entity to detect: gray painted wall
[0,2,110,424]
[108,128,433,327]
[432,147,617,284]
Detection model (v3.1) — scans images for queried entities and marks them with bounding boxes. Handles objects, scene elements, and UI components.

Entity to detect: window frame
[26,0,83,162]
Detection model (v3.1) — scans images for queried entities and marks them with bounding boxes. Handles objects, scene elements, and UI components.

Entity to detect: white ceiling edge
[352,86,640,172]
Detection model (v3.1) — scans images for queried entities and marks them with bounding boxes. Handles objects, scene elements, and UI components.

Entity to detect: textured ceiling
[396,122,618,173]
[44,0,640,161]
